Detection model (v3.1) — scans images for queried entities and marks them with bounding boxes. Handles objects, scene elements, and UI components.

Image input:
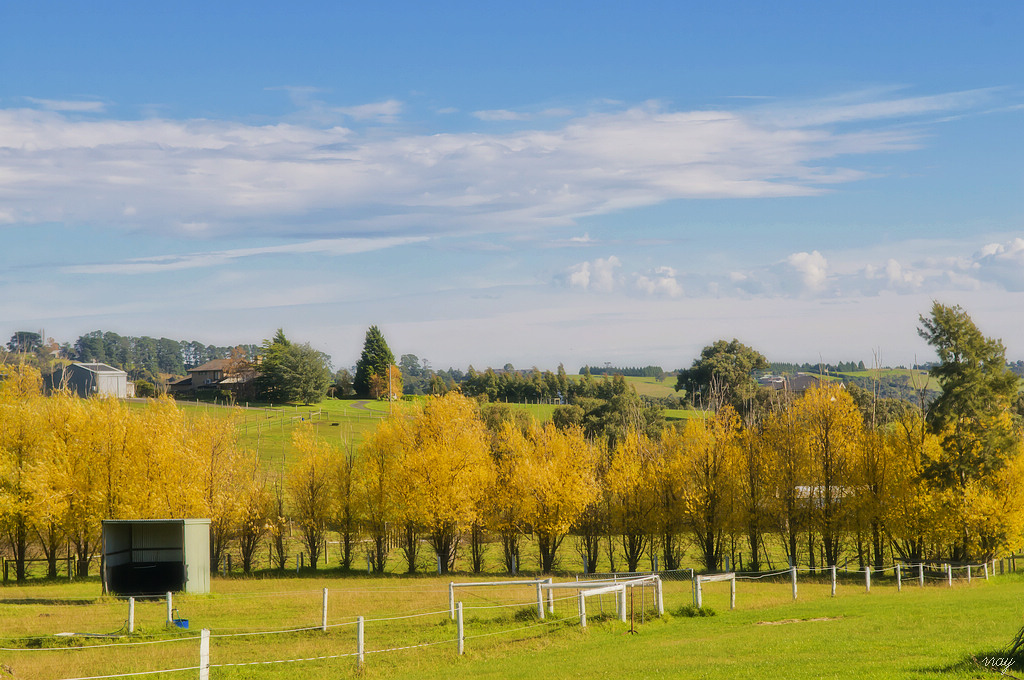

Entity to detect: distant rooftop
[75,362,126,374]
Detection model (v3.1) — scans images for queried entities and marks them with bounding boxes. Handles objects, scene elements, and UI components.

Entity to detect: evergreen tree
[918,303,1019,487]
[354,326,395,397]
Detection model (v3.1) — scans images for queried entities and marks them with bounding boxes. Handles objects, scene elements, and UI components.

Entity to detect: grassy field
[163,393,704,475]
[2,566,1022,679]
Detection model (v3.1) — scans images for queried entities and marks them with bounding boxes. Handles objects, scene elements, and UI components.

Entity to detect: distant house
[56,363,129,398]
[756,372,827,396]
[167,358,257,396]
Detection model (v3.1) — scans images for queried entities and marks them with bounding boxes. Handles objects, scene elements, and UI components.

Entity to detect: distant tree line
[769,360,867,374]
[72,330,258,380]
[578,365,667,379]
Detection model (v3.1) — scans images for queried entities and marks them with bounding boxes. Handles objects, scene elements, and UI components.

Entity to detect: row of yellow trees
[3,364,1023,580]
[291,386,1024,575]
[0,366,261,581]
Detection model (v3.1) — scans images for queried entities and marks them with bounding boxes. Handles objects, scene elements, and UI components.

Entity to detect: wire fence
[2,556,1018,679]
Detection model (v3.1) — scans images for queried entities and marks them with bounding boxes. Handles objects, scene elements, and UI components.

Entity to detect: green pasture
[2,563,1023,679]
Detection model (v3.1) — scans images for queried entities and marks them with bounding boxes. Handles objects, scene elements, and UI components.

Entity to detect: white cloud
[567,256,621,292]
[635,268,683,297]
[971,237,1024,291]
[0,89,995,240]
[784,251,829,292]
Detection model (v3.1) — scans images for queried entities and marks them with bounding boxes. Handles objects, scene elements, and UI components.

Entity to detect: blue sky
[2,2,1023,371]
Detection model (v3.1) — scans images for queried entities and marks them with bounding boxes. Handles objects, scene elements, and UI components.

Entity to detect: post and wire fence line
[2,555,1016,680]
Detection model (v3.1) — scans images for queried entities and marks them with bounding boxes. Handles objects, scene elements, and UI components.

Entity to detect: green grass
[3,567,1023,679]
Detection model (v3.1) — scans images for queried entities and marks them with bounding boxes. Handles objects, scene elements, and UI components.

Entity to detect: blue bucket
[173,618,189,629]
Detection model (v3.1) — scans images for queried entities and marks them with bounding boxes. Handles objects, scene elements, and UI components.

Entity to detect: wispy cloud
[25,97,106,113]
[61,236,427,275]
[335,99,403,122]
[0,89,1001,241]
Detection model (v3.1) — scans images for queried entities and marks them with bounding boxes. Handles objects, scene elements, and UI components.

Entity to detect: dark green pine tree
[918,302,1019,488]
[354,326,395,397]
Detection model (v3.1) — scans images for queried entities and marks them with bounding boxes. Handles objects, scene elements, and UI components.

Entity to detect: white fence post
[457,602,464,655]
[830,565,837,597]
[128,597,135,634]
[618,586,627,623]
[729,575,736,611]
[696,577,703,609]
[448,582,455,620]
[947,564,953,588]
[791,566,798,601]
[984,562,989,580]
[199,628,210,680]
[166,591,173,626]
[967,565,972,584]
[918,563,924,588]
[536,582,545,619]
[321,588,328,632]
[547,578,554,614]
[865,566,871,593]
[356,616,364,669]
[896,564,902,592]
[578,591,587,628]
[656,576,665,616]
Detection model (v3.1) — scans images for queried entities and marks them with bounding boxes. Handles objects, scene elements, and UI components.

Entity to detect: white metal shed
[102,519,211,596]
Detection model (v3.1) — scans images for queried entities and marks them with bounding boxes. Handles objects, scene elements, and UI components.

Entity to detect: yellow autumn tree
[669,407,740,571]
[391,393,493,574]
[736,422,772,571]
[489,420,532,574]
[356,412,406,573]
[286,424,336,569]
[762,401,807,567]
[852,423,903,569]
[885,409,943,563]
[517,422,599,573]
[605,428,660,572]
[793,383,863,567]
[0,365,49,581]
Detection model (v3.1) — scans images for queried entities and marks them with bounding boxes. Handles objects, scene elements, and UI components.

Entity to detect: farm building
[54,362,129,398]
[102,519,211,596]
